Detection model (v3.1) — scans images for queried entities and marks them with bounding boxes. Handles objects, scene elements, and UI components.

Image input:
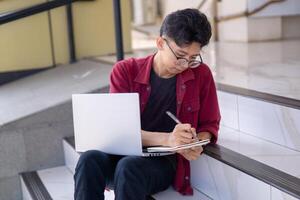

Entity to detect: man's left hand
[178,131,212,160]
[179,146,203,161]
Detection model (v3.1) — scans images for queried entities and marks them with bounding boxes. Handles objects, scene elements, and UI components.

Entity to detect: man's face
[157,37,202,75]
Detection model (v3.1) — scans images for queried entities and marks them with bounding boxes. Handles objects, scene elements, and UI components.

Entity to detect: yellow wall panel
[72,0,132,58]
[0,13,53,72]
[0,0,132,72]
[0,0,45,13]
[49,6,70,65]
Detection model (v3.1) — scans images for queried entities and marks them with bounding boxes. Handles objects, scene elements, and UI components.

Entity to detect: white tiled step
[218,90,300,152]
[37,166,74,200]
[32,165,210,200]
[36,166,115,200]
[152,187,211,200]
[20,177,33,200]
[218,126,300,178]
[63,139,80,174]
[190,154,300,200]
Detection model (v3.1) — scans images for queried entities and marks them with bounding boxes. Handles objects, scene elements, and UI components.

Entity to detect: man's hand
[179,146,203,161]
[166,124,208,160]
[198,131,212,141]
[179,132,212,160]
[167,124,195,147]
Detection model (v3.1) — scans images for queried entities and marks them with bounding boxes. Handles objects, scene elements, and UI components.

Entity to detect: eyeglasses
[163,38,203,68]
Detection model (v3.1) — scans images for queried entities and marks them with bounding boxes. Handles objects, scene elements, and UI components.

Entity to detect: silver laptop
[72,93,173,157]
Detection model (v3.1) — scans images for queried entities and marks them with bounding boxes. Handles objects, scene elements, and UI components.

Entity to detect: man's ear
[156,37,164,50]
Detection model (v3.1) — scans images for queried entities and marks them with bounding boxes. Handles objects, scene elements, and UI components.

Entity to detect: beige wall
[0,0,132,72]
[50,6,70,65]
[0,13,53,72]
[216,0,300,42]
[282,15,300,39]
[160,0,199,18]
[72,0,132,59]
[0,0,45,13]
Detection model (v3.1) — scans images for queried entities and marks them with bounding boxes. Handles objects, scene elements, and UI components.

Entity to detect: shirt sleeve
[197,67,221,144]
[109,61,131,93]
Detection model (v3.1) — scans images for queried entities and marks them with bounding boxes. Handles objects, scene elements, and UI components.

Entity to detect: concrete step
[0,59,112,126]
[20,165,209,200]
[0,59,111,199]
[20,166,115,200]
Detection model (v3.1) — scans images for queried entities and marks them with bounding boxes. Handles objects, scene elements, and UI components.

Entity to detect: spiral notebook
[146,139,210,152]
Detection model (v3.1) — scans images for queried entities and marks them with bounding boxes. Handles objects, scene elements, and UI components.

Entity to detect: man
[74,8,220,200]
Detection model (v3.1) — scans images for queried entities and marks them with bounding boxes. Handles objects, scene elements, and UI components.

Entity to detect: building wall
[0,13,53,73]
[158,0,300,42]
[0,0,44,13]
[248,0,300,17]
[72,0,132,59]
[0,0,132,72]
[50,6,70,65]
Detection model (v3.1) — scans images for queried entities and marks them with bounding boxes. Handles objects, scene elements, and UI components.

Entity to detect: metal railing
[113,0,124,61]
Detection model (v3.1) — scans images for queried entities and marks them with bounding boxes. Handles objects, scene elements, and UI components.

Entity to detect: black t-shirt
[141,68,177,170]
[141,68,177,132]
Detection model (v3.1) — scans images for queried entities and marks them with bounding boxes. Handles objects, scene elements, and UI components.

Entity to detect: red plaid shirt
[109,54,221,195]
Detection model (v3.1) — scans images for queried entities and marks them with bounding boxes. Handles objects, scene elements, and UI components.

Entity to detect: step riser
[20,177,33,200]
[63,140,80,174]
[218,91,300,152]
[191,155,298,200]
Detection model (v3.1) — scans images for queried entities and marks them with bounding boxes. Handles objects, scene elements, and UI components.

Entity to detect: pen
[166,111,198,140]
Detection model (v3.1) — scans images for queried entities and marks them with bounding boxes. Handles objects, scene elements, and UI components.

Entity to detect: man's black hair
[160,8,212,47]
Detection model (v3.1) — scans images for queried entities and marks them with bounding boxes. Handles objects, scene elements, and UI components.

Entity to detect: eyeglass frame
[163,38,203,68]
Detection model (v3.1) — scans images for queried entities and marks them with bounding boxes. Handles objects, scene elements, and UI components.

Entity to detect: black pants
[74,150,176,200]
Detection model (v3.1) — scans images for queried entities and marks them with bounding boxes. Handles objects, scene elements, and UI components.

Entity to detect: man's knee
[114,156,143,182]
[74,150,109,199]
[76,150,108,171]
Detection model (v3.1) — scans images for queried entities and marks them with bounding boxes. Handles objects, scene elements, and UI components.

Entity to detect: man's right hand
[167,124,196,147]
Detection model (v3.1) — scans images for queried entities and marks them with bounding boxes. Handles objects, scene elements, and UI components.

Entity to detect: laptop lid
[72,93,144,156]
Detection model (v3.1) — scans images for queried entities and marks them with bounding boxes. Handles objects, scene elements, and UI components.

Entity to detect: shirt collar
[134,54,154,85]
